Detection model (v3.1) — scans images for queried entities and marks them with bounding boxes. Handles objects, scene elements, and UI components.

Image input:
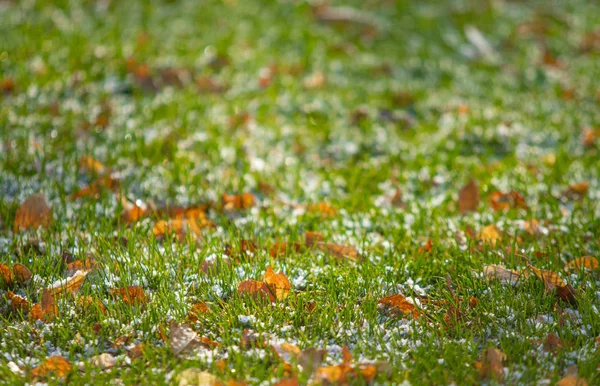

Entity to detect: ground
[1,0,600,385]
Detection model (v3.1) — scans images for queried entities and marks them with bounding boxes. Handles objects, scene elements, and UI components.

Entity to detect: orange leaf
[110,286,148,305]
[307,202,337,217]
[561,181,589,200]
[565,256,598,271]
[316,242,360,261]
[66,259,97,277]
[152,219,193,241]
[222,193,255,210]
[77,296,107,314]
[269,242,305,258]
[12,263,32,285]
[378,293,417,318]
[557,376,589,386]
[31,356,72,378]
[6,290,29,313]
[528,264,577,305]
[41,288,58,320]
[0,263,14,288]
[187,302,209,322]
[13,193,52,232]
[475,348,506,382]
[47,270,89,296]
[478,225,502,246]
[78,156,105,175]
[28,304,43,321]
[489,191,528,211]
[304,231,324,247]
[70,175,120,199]
[458,179,480,214]
[237,279,275,302]
[263,267,292,300]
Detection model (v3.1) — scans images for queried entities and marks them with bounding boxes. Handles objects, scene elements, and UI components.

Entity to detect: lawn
[1,0,600,384]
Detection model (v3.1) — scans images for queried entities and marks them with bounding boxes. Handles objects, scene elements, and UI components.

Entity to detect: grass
[1,0,600,384]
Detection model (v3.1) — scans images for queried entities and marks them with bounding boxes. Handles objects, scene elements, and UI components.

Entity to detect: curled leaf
[31,356,72,378]
[565,256,598,271]
[378,293,417,318]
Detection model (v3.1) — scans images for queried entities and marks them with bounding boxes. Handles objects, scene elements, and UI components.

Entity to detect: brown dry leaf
[557,376,589,386]
[263,266,292,301]
[12,263,32,285]
[305,232,324,247]
[13,193,52,232]
[527,264,577,305]
[489,191,528,211]
[482,265,523,286]
[128,343,146,360]
[31,355,72,378]
[47,270,89,297]
[316,242,360,261]
[418,239,433,254]
[297,348,326,374]
[67,259,97,277]
[187,302,209,322]
[475,348,506,382]
[6,290,30,313]
[70,175,120,199]
[110,286,148,305]
[378,293,417,318]
[274,377,300,386]
[543,333,563,353]
[303,71,326,89]
[478,225,502,246]
[582,127,600,148]
[0,263,14,288]
[222,193,255,210]
[237,279,275,302]
[458,179,480,214]
[565,256,598,271]
[28,304,43,321]
[561,181,589,200]
[78,156,105,175]
[269,242,305,258]
[169,322,216,356]
[41,289,58,320]
[307,202,337,217]
[153,219,200,241]
[77,296,107,314]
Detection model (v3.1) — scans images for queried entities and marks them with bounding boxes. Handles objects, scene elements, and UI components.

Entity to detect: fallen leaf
[475,348,506,382]
[153,219,190,241]
[237,279,275,302]
[582,127,600,148]
[543,333,563,353]
[316,242,360,261]
[177,369,221,386]
[297,348,326,374]
[6,290,29,313]
[303,71,326,89]
[12,263,32,285]
[222,193,255,210]
[0,263,13,288]
[378,293,417,318]
[187,302,209,322]
[13,193,52,232]
[274,377,299,386]
[478,225,502,246]
[47,270,89,296]
[269,242,305,258]
[70,175,120,199]
[557,376,588,386]
[304,232,324,247]
[565,256,598,271]
[527,264,577,305]
[128,343,146,360]
[67,259,97,277]
[110,286,148,305]
[307,202,337,217]
[28,304,43,321]
[90,353,116,370]
[169,323,216,356]
[41,289,58,320]
[31,356,72,378]
[77,296,107,314]
[458,179,480,214]
[482,265,523,285]
[263,266,292,300]
[489,191,528,211]
[561,181,589,201]
[78,156,106,175]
